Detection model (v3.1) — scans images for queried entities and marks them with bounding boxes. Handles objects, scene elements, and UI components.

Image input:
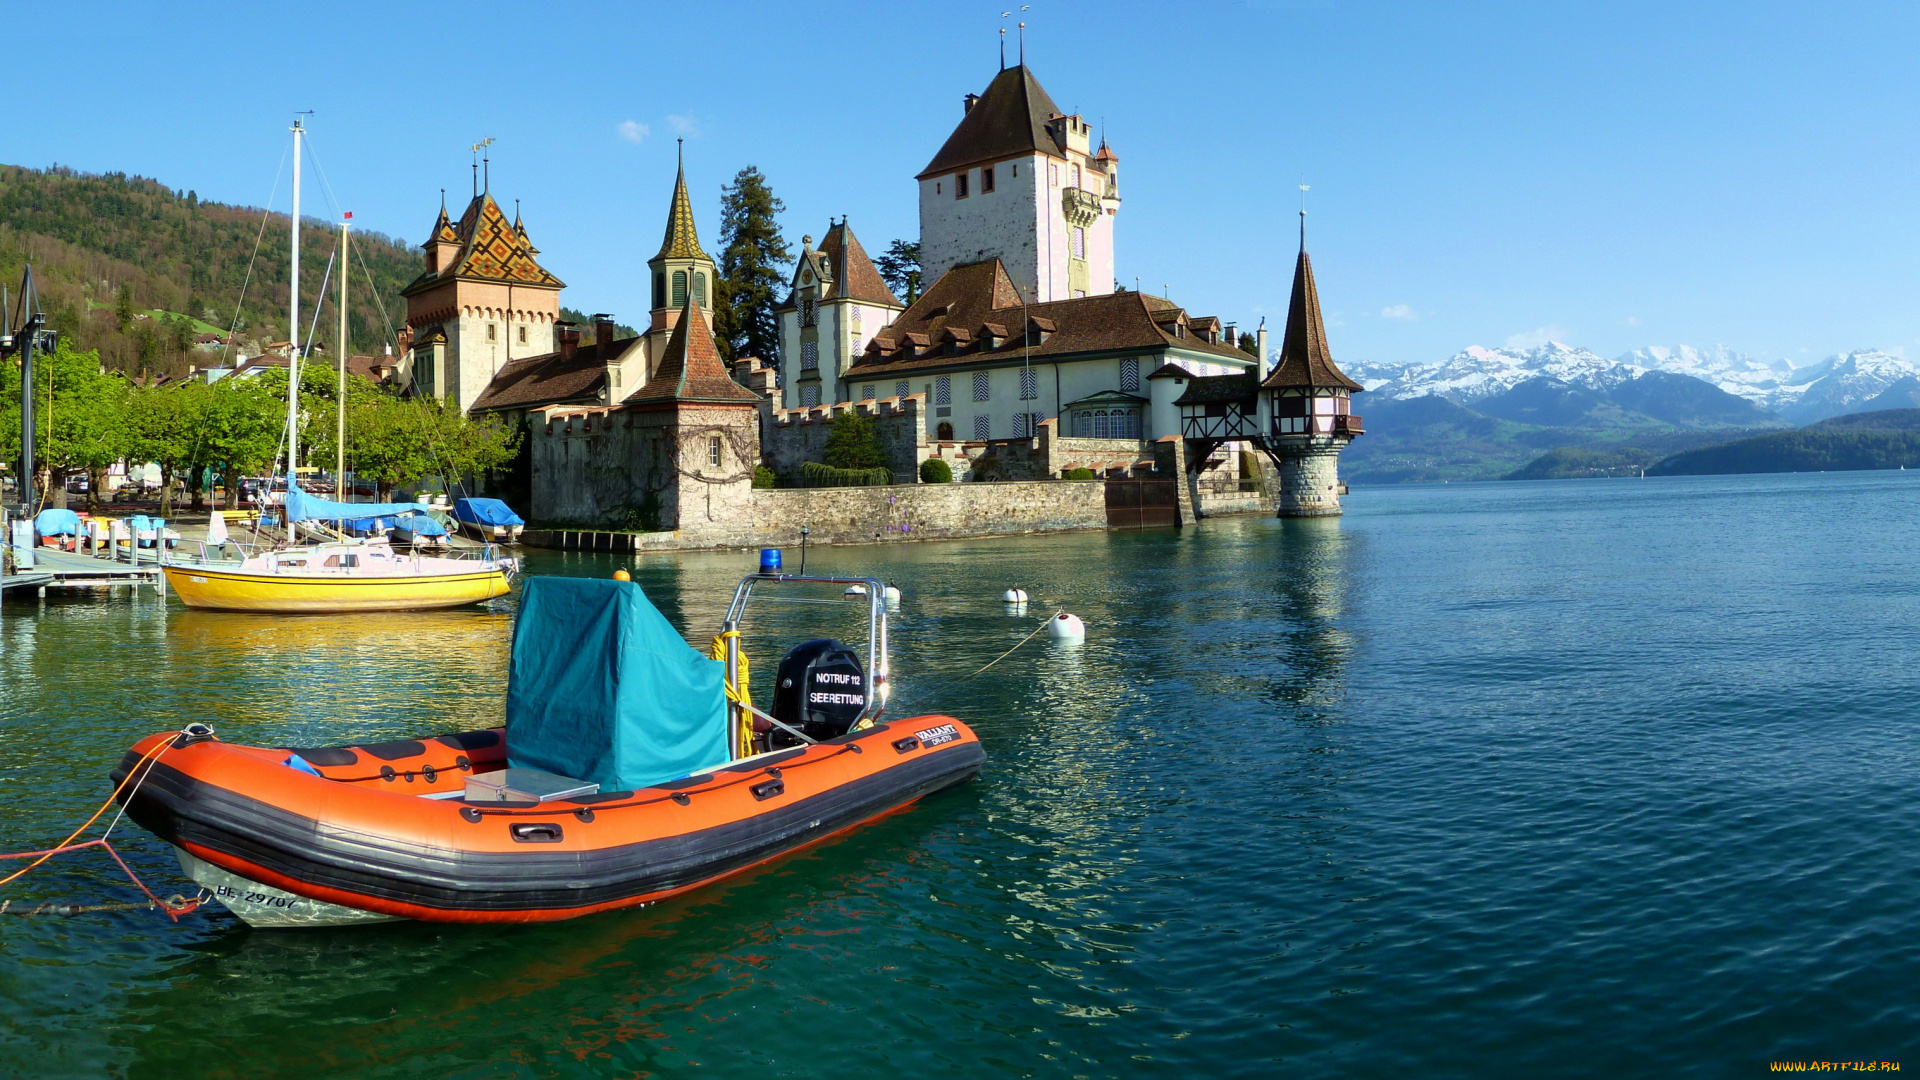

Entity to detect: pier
[4,546,164,595]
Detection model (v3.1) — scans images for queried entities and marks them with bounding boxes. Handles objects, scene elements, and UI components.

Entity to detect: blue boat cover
[344,516,394,535]
[34,509,81,535]
[506,577,729,791]
[393,512,449,537]
[284,482,428,523]
[454,497,525,527]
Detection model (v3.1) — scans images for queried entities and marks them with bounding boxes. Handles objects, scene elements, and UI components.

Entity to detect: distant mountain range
[1348,342,1920,425]
[1340,341,1920,483]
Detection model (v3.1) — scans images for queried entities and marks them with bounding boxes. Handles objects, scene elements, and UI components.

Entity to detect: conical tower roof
[627,292,757,407]
[1260,245,1361,392]
[818,218,902,306]
[429,199,458,244]
[654,143,708,262]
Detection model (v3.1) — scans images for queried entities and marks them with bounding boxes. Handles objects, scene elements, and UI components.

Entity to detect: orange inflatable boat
[112,570,986,927]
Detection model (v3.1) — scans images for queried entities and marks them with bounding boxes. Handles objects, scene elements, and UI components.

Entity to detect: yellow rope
[710,631,753,758]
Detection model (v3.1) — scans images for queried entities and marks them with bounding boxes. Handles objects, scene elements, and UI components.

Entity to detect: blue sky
[6,1,1917,367]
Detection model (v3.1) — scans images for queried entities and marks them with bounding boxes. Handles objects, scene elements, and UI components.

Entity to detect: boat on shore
[113,568,983,926]
[452,497,525,544]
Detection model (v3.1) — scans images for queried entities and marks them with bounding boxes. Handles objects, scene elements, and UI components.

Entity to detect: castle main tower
[917,65,1120,304]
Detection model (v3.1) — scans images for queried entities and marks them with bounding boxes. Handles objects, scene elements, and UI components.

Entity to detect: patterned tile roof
[624,293,759,407]
[403,193,563,295]
[919,65,1065,179]
[1260,246,1362,393]
[654,146,708,262]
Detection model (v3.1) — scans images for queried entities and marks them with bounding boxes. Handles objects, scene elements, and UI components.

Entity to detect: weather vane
[470,137,495,196]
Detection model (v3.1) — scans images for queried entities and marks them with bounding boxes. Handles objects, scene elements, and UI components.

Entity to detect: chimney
[592,313,615,350]
[1256,322,1269,375]
[556,321,581,360]
[964,93,981,115]
[1224,323,1236,350]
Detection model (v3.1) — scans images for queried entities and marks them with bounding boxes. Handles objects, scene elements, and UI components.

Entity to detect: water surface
[3,472,1916,1078]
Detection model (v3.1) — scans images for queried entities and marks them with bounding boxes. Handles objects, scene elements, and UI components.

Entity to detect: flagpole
[336,213,349,505]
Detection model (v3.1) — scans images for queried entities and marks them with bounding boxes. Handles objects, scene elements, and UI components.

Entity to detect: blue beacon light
[759,548,782,573]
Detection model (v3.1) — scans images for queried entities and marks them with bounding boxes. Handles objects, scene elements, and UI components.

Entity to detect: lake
[3,470,1916,1078]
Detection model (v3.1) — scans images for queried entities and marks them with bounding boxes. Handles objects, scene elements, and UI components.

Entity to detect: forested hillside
[0,164,422,376]
[1647,410,1920,475]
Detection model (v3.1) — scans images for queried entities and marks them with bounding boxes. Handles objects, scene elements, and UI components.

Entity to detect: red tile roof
[816,220,901,307]
[469,339,640,412]
[624,294,759,408]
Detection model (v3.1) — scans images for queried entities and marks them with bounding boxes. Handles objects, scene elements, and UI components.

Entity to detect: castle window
[1120,357,1140,391]
[972,372,990,401]
[1019,368,1038,400]
[1071,227,1086,259]
[801,341,819,370]
[653,273,666,309]
[974,415,991,440]
[936,182,942,194]
[518,325,527,345]
[955,172,969,198]
[802,385,821,408]
[895,380,910,399]
[487,323,497,342]
[862,385,875,401]
[937,421,954,440]
[935,376,951,405]
[1048,163,1058,187]
[1071,164,1082,189]
[694,273,707,306]
[1012,164,1018,177]
[708,437,722,466]
[801,297,816,327]
[672,271,688,307]
[981,166,995,193]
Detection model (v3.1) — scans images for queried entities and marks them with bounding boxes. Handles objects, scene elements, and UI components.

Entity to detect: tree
[876,240,922,304]
[197,376,284,509]
[1239,332,1260,357]
[0,342,129,509]
[714,167,791,363]
[115,283,135,332]
[821,410,887,470]
[126,381,208,515]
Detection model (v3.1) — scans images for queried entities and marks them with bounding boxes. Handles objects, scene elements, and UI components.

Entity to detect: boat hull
[162,563,510,612]
[114,720,984,926]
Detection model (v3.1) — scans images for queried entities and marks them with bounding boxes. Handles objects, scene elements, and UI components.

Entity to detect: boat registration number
[915,723,959,747]
[189,576,207,583]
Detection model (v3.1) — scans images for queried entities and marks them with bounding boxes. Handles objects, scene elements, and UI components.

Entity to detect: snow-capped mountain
[1347,343,1920,424]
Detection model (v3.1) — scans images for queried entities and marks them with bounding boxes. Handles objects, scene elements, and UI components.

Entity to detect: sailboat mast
[336,215,349,504]
[286,117,303,541]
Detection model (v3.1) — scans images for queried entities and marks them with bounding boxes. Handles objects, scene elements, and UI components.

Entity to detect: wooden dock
[7,546,163,592]
[0,571,54,593]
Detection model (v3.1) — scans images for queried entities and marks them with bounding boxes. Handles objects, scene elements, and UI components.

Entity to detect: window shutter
[973,372,990,401]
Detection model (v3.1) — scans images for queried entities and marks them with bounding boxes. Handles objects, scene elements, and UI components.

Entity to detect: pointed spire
[655,139,708,261]
[628,290,756,406]
[1261,230,1361,393]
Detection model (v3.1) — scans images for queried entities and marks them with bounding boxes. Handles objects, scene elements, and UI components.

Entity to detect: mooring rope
[0,732,206,921]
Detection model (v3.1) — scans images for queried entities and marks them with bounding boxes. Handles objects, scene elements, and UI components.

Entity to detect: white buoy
[1002,588,1029,603]
[844,584,867,596]
[884,585,901,604]
[1046,612,1086,640]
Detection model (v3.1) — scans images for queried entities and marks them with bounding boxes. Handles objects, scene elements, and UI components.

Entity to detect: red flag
[344,211,353,220]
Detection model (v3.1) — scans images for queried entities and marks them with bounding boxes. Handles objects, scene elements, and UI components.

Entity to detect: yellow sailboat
[162,117,516,614]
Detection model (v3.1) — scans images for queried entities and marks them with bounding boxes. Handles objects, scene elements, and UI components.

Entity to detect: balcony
[1335,413,1363,436]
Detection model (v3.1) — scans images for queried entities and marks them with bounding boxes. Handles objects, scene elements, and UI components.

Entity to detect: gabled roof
[1175,373,1258,406]
[469,338,640,413]
[849,261,1253,378]
[403,192,563,295]
[625,294,759,407]
[816,220,901,307]
[1261,246,1362,393]
[653,146,708,263]
[918,65,1065,179]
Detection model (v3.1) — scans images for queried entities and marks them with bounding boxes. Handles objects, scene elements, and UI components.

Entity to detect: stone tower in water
[1257,229,1363,516]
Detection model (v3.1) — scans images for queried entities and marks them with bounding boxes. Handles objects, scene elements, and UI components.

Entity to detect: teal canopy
[505,576,730,791]
[284,482,429,523]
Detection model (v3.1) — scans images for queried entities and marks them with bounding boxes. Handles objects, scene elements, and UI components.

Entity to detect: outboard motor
[770,638,867,746]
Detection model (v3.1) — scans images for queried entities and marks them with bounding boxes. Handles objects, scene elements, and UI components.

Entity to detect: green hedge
[1063,467,1096,480]
[752,465,777,489]
[919,458,953,483]
[801,461,893,487]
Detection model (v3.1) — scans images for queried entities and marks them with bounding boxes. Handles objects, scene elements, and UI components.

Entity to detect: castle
[400,61,1363,540]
